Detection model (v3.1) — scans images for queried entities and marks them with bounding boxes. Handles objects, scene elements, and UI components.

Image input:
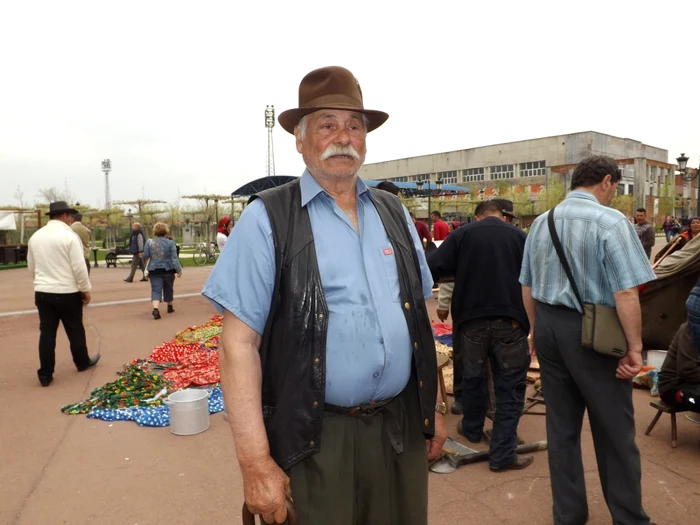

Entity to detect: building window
[463,168,484,182]
[438,170,458,184]
[490,164,514,180]
[520,160,546,177]
[390,176,408,182]
[627,184,634,196]
[411,174,428,182]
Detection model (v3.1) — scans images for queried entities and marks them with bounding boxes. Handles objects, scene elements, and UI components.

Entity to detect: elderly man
[520,156,656,525]
[71,211,92,275]
[202,66,444,525]
[28,201,99,386]
[124,222,147,283]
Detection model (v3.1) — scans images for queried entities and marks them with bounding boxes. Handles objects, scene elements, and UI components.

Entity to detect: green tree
[536,176,566,214]
[658,180,675,218]
[611,194,634,217]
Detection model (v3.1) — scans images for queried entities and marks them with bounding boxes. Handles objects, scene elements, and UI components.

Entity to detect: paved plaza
[1,263,699,524]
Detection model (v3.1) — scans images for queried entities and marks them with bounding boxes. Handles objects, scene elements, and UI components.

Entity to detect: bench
[644,400,686,448]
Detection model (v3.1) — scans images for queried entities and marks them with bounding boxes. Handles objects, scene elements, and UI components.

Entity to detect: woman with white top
[216,216,233,251]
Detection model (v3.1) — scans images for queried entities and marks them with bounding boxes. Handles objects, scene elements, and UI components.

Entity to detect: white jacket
[28,220,91,294]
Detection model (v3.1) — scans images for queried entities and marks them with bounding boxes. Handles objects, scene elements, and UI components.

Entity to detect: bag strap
[547,206,585,311]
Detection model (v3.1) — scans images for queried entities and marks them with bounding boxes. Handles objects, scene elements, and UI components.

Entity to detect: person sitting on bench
[658,322,700,412]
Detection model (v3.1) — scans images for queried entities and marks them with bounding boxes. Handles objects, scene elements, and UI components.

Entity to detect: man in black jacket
[429,200,533,471]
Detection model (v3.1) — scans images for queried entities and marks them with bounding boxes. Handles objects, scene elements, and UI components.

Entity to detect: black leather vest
[250,179,437,470]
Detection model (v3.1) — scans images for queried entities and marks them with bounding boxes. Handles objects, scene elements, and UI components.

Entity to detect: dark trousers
[149,272,175,303]
[459,318,530,468]
[35,292,90,380]
[453,325,496,416]
[85,258,91,276]
[535,302,650,525]
[660,383,700,413]
[126,254,145,281]
[287,378,428,525]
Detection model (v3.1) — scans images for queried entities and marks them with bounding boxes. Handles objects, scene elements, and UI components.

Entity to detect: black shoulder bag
[547,206,628,358]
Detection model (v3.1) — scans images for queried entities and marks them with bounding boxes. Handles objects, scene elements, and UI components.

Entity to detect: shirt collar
[300,169,369,207]
[566,190,601,204]
[49,219,72,230]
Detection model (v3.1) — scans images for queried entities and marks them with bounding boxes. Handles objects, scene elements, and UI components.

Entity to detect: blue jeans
[459,318,530,468]
[686,292,700,358]
[149,272,175,303]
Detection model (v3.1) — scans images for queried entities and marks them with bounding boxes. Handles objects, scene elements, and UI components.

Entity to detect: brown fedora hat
[278,66,389,135]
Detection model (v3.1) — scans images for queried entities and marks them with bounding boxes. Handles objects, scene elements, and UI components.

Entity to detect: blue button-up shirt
[202,170,434,407]
[520,190,656,310]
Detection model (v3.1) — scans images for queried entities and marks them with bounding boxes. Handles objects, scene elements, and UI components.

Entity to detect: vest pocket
[379,247,401,302]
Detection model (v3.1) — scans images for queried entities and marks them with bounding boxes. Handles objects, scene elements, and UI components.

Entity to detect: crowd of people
[25,64,700,525]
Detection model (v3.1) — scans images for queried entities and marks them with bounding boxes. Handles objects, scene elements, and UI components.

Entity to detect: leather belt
[324,398,404,455]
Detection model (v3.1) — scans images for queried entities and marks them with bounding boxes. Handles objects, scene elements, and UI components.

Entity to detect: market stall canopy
[231,176,469,197]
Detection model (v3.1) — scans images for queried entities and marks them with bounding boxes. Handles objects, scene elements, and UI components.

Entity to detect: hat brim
[278,106,389,135]
[503,210,518,219]
[47,207,78,217]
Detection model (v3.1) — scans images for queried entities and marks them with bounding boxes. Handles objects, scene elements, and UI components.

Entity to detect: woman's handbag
[547,207,628,358]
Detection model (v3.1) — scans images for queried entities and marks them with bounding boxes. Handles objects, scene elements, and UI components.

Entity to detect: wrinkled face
[295,109,367,181]
[691,219,700,234]
[635,211,647,224]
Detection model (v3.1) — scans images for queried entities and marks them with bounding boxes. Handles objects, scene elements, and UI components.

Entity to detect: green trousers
[287,379,429,525]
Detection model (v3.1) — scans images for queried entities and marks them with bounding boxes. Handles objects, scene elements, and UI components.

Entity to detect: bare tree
[13,186,28,209]
[37,186,76,204]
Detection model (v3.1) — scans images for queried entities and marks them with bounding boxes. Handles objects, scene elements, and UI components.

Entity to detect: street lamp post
[416,177,443,229]
[677,153,700,217]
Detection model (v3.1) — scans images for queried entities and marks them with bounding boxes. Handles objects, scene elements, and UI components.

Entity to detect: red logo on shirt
[383,248,393,256]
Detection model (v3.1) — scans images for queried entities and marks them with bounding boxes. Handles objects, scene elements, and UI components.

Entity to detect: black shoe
[140,277,148,282]
[167,305,174,314]
[38,375,53,387]
[124,278,133,283]
[489,455,534,472]
[450,400,463,415]
[457,421,482,444]
[152,308,161,320]
[77,354,100,372]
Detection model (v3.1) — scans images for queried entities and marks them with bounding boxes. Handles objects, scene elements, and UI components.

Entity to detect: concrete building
[359,131,695,223]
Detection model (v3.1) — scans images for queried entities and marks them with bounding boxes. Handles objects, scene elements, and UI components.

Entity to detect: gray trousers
[535,302,650,525]
[126,254,145,281]
[287,377,428,525]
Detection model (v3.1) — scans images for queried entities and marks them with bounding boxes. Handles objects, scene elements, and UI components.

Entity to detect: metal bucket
[165,389,210,436]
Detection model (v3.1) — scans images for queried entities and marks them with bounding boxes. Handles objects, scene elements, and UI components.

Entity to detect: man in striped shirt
[520,156,656,525]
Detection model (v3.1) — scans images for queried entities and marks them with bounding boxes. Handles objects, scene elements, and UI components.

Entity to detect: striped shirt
[519,190,656,310]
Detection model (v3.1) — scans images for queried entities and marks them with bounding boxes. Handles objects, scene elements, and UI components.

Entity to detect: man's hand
[426,412,447,461]
[241,456,290,524]
[436,309,449,322]
[177,272,182,278]
[616,350,643,380]
[528,330,536,356]
[81,292,91,305]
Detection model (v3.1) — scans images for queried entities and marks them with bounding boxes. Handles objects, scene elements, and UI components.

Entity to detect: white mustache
[321,145,361,161]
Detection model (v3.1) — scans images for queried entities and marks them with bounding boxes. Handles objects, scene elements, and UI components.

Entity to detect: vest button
[424,419,429,427]
[419,380,424,388]
[414,342,418,350]
[312,401,319,408]
[309,440,316,447]
[313,357,320,365]
[404,302,410,310]
[318,313,324,319]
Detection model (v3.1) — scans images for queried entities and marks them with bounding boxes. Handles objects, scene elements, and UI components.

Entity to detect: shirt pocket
[379,247,401,302]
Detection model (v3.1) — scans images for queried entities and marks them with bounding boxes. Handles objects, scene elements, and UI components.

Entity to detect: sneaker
[152,308,161,320]
[483,428,526,446]
[450,400,463,415]
[77,354,100,372]
[140,277,149,282]
[456,421,482,444]
[124,278,133,283]
[167,305,175,314]
[490,455,534,472]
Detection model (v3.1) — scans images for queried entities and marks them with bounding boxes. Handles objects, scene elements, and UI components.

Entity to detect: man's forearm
[521,285,536,331]
[614,288,643,352]
[220,314,271,467]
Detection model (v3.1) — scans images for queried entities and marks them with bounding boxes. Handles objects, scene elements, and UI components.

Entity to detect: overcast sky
[1,0,699,209]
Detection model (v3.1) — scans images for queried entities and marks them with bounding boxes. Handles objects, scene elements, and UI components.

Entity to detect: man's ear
[294,127,303,154]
